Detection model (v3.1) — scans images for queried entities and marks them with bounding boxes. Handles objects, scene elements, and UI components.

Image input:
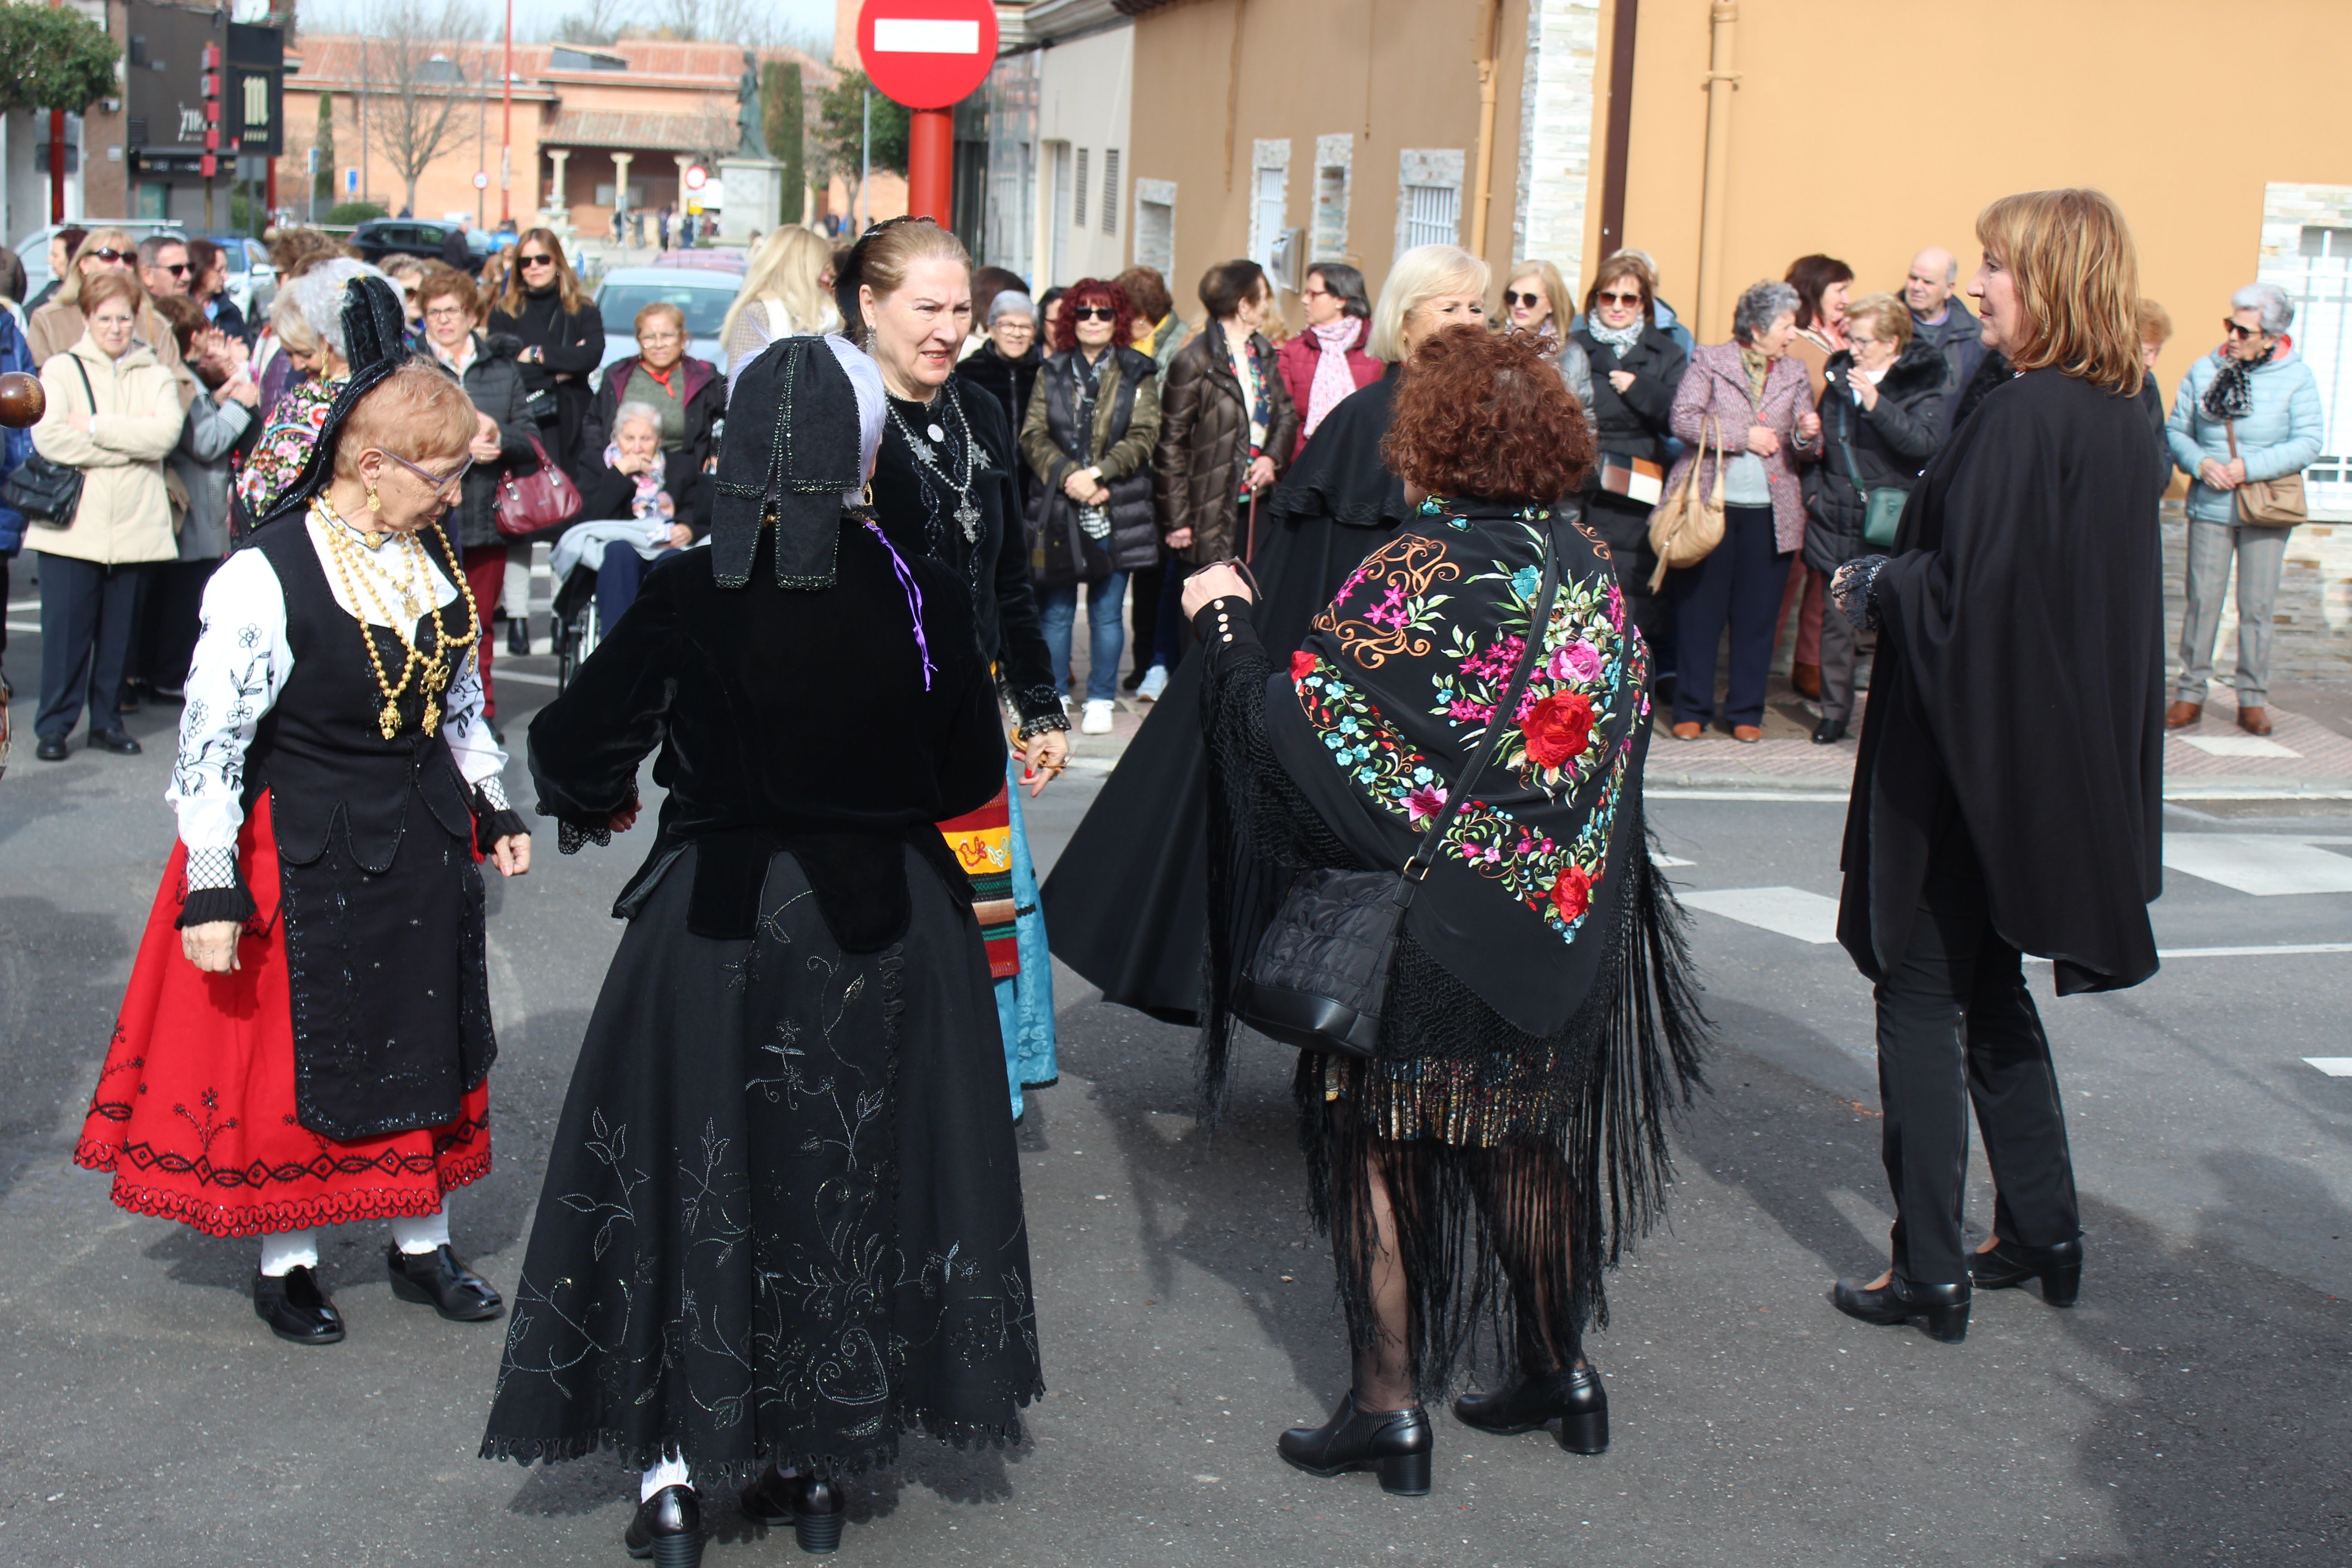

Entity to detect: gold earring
[366,485,382,513]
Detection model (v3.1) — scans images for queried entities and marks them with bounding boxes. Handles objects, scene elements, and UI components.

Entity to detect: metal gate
[2260,225,2352,517]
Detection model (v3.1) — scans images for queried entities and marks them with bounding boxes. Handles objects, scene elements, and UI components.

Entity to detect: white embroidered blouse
[168,510,512,892]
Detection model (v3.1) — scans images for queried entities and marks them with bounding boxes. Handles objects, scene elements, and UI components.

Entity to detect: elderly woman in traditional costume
[74,276,529,1346]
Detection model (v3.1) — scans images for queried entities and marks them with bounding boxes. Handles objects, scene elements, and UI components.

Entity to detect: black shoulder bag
[4,355,94,529]
[1233,517,1561,1058]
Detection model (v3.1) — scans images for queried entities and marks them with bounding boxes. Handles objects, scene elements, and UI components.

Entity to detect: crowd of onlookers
[0,213,2325,761]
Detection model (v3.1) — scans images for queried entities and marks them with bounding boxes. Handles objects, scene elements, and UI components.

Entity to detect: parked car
[201,234,278,322]
[13,219,186,303]
[651,248,749,274]
[588,265,736,384]
[349,218,491,274]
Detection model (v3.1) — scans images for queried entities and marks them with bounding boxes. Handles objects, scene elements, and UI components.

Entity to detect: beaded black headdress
[708,334,868,589]
[251,274,416,534]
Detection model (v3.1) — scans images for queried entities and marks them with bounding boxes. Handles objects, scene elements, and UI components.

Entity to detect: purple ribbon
[860,517,936,690]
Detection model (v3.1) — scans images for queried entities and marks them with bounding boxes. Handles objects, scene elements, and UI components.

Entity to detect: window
[2302,226,2352,259]
[1134,178,1175,273]
[1249,139,1290,284]
[1074,147,1089,230]
[1312,133,1352,262]
[594,278,737,341]
[1101,149,1119,236]
[1393,149,1466,258]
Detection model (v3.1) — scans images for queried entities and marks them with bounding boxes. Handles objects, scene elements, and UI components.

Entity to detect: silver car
[589,265,737,387]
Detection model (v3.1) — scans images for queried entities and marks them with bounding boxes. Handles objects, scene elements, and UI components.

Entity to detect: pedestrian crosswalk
[1677,886,1842,944]
[2161,835,2352,897]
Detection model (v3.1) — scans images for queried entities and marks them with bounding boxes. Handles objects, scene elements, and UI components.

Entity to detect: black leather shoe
[254,1266,345,1346]
[1276,1393,1433,1496]
[743,1466,845,1554]
[1453,1363,1609,1453]
[1812,717,1847,745]
[507,616,530,657]
[623,1484,703,1566]
[89,729,142,755]
[1970,1237,2082,1307]
[1829,1274,1971,1343]
[34,736,69,762]
[386,1244,504,1321]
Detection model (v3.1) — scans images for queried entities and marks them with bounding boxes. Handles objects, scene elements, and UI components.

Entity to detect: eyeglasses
[1594,290,1644,308]
[1068,305,1117,322]
[423,304,470,321]
[1301,285,1332,300]
[153,261,192,276]
[1502,289,1545,309]
[86,247,133,264]
[381,448,474,495]
[638,331,683,346]
[2223,319,2264,340]
[519,253,557,268]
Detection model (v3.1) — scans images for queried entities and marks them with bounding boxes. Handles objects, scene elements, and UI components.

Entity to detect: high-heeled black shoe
[253,1266,345,1346]
[623,1484,703,1567]
[741,1466,844,1555]
[508,615,531,657]
[1829,1274,1971,1343]
[1970,1237,2082,1307]
[1276,1394,1433,1496]
[1453,1363,1608,1454]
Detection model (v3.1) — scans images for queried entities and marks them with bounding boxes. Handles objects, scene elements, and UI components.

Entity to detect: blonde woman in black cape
[1827,190,2164,1342]
[480,336,1040,1565]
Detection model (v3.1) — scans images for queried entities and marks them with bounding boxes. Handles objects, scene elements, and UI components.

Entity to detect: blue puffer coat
[0,310,33,556]
[2166,344,2323,525]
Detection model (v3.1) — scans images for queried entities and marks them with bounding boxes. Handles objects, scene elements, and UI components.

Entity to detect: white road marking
[2152,943,2352,959]
[2161,834,2352,896]
[4,620,37,635]
[1679,885,1842,944]
[2305,1058,2352,1077]
[2177,733,2302,759]
[1653,853,1695,867]
[497,668,562,687]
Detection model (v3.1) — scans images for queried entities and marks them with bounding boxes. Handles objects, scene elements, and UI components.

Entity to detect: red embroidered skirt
[72,793,492,1238]
[937,784,1020,980]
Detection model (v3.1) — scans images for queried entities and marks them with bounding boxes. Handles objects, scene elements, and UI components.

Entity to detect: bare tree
[640,0,823,53]
[549,0,625,46]
[344,0,490,217]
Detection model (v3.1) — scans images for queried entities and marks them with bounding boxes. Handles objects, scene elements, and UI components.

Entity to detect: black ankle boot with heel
[1829,1274,1971,1343]
[623,1484,702,1567]
[1276,1394,1433,1496]
[742,1465,845,1554]
[1453,1363,1609,1454]
[1970,1237,2082,1306]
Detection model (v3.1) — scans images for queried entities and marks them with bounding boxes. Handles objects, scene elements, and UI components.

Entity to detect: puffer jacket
[0,308,33,555]
[423,330,538,549]
[1801,335,1946,572]
[25,333,184,566]
[1019,342,1163,583]
[581,354,726,475]
[1662,340,1820,554]
[1154,319,1300,564]
[2165,344,2324,525]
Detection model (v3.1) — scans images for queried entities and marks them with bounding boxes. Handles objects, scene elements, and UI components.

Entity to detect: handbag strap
[68,353,94,418]
[1401,514,1563,885]
[2224,418,2239,462]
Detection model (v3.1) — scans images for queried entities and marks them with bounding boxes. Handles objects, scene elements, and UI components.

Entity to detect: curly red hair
[1047,277,1139,355]
[1382,325,1594,502]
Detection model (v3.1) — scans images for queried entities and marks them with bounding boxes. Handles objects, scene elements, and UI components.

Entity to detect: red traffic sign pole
[857,0,997,226]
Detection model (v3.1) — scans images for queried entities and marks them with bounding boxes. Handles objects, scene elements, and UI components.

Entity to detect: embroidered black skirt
[480,843,1044,1481]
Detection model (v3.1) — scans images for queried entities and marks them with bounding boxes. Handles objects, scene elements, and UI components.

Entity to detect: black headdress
[251,274,415,534]
[707,333,870,588]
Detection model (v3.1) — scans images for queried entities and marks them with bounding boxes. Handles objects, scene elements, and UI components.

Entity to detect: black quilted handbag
[1233,519,1561,1058]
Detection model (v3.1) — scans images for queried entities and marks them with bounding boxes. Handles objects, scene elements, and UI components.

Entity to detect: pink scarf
[1303,318,1361,439]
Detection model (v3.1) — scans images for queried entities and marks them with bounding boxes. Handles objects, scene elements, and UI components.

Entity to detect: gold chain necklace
[312,497,483,738]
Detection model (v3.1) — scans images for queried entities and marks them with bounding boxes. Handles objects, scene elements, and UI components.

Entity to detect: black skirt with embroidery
[480,842,1043,1481]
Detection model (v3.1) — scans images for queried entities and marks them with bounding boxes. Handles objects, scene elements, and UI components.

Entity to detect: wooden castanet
[0,371,44,429]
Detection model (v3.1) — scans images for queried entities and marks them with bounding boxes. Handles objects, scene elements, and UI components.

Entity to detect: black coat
[425,332,539,550]
[581,355,726,476]
[1570,323,1686,466]
[1802,336,1947,572]
[1838,368,2163,995]
[574,447,715,542]
[1022,343,1161,583]
[490,286,607,479]
[951,341,1041,439]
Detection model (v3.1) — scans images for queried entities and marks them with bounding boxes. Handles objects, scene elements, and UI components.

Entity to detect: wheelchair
[549,556,603,694]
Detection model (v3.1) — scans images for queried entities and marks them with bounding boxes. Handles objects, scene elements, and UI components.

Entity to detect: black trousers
[137,559,217,692]
[1874,867,2081,1285]
[1128,560,1163,682]
[1585,490,1672,675]
[1669,503,1786,727]
[35,554,144,743]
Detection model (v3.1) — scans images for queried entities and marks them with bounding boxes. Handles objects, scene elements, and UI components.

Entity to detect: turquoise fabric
[994,754,1058,1119]
[2166,346,2323,524]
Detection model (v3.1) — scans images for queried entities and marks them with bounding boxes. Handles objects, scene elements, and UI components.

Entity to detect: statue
[736,51,770,160]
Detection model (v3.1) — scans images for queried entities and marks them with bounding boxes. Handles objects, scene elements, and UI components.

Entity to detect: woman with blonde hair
[24,227,182,371]
[721,224,838,371]
[1044,245,1490,1025]
[1500,258,1594,414]
[1827,189,2163,1343]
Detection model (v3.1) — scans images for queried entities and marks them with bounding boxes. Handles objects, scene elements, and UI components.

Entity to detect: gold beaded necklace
[311,495,481,739]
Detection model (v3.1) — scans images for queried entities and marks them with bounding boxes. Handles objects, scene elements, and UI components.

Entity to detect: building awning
[539,110,740,154]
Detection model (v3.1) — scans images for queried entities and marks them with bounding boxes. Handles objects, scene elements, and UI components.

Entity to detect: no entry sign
[857,0,998,109]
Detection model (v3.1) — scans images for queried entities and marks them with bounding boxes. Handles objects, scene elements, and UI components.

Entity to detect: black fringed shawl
[1195,496,1706,1388]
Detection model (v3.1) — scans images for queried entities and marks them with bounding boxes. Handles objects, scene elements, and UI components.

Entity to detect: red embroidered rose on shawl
[1521,692,1594,769]
[1292,648,1318,683]
[1548,865,1592,920]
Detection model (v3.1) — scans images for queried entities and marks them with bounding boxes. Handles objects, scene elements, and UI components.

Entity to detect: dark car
[349,218,491,274]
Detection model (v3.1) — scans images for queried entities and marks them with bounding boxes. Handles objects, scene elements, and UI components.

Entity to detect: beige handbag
[1646,416,1727,590]
[2224,420,2307,525]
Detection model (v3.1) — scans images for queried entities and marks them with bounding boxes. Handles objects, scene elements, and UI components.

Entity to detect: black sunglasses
[1594,289,1644,307]
[2222,319,2263,340]
[1503,289,1544,309]
[87,247,133,264]
[519,253,557,267]
[1068,304,1117,322]
[157,262,192,276]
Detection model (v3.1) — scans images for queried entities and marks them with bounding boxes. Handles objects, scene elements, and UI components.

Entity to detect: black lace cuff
[1009,680,1071,740]
[176,879,257,930]
[1832,554,1891,632]
[543,796,630,855]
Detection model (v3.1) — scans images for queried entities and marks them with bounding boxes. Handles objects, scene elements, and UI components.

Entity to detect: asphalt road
[1,653,2347,1568]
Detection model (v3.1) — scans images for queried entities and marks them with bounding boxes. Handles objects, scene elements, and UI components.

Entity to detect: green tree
[314,93,337,208]
[817,70,908,179]
[0,5,121,117]
[327,201,391,225]
[763,59,804,224]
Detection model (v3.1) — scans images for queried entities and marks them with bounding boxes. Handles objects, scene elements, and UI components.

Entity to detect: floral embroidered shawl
[1263,495,1654,1033]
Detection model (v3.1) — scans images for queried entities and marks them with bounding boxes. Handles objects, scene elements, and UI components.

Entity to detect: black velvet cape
[1838,368,2164,993]
[1039,369,1416,1023]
